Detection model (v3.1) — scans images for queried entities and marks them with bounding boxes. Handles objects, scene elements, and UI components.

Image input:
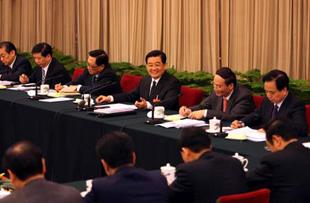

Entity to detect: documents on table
[39,97,74,102]
[156,119,207,128]
[94,103,137,114]
[163,114,185,121]
[226,127,266,142]
[0,80,17,86]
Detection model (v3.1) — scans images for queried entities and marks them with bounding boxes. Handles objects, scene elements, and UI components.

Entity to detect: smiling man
[96,50,180,110]
[231,69,308,136]
[55,49,121,96]
[179,67,255,121]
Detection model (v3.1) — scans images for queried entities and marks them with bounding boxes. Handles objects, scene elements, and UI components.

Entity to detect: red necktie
[223,98,228,112]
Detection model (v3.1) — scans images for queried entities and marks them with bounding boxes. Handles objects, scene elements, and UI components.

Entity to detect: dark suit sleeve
[247,156,273,190]
[0,56,32,81]
[190,93,214,111]
[169,166,193,203]
[288,101,308,136]
[158,77,180,110]
[113,81,142,103]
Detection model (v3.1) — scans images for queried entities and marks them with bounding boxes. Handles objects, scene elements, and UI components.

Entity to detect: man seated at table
[19,42,71,88]
[96,50,180,110]
[169,127,247,203]
[247,118,310,203]
[179,67,255,121]
[231,69,308,136]
[0,41,32,82]
[55,49,121,96]
[83,131,169,203]
[0,141,84,203]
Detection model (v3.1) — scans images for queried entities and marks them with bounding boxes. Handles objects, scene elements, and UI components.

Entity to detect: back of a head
[264,118,298,143]
[89,49,109,67]
[262,69,289,90]
[145,50,167,64]
[0,41,17,54]
[216,67,237,86]
[2,141,43,181]
[179,127,211,153]
[32,42,53,57]
[96,131,135,168]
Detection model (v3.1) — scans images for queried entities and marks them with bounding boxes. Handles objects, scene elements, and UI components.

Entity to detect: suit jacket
[113,71,181,110]
[0,55,32,81]
[66,66,121,96]
[0,178,84,203]
[169,151,248,203]
[191,85,255,121]
[247,142,310,203]
[29,58,71,88]
[241,91,308,136]
[83,166,169,203]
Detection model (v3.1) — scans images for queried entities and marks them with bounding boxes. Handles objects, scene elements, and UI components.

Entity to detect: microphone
[29,74,64,100]
[145,98,163,125]
[83,81,117,95]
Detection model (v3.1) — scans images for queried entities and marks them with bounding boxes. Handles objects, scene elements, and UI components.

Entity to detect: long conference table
[0,89,269,183]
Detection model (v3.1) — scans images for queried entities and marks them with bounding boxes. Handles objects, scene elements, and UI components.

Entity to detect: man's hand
[96,95,111,104]
[189,110,205,120]
[135,97,147,109]
[179,106,192,117]
[55,83,63,92]
[19,74,29,84]
[231,120,244,129]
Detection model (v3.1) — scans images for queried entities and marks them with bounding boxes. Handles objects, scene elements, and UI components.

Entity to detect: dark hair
[262,69,289,91]
[145,50,167,64]
[0,41,17,53]
[96,131,135,168]
[31,42,53,57]
[179,127,211,153]
[264,118,298,143]
[88,49,109,67]
[216,67,237,86]
[2,141,43,181]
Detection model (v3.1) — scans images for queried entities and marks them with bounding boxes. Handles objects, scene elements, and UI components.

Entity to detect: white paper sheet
[93,103,137,114]
[156,119,207,128]
[227,126,266,142]
[39,97,74,102]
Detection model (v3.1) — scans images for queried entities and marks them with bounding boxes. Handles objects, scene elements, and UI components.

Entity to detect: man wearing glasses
[55,49,121,96]
[231,69,308,137]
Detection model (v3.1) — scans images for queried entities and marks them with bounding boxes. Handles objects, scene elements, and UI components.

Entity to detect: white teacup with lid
[208,117,221,133]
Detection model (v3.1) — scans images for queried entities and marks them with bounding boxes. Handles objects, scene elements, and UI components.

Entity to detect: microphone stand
[29,83,46,100]
[214,119,228,138]
[145,100,163,125]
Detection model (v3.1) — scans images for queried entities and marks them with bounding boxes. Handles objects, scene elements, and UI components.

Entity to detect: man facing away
[19,42,71,88]
[179,67,255,122]
[231,69,308,136]
[83,131,169,203]
[55,49,121,96]
[0,141,84,203]
[169,127,247,203]
[96,50,181,110]
[0,41,32,82]
[247,118,310,203]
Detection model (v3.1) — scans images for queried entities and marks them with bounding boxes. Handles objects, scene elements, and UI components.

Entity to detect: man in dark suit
[96,50,180,110]
[169,127,247,203]
[0,41,32,82]
[231,69,308,136]
[179,67,255,121]
[83,131,169,203]
[0,141,84,203]
[55,49,121,96]
[247,119,310,203]
[19,42,71,89]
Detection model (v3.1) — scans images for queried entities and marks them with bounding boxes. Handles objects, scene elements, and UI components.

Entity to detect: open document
[156,119,207,128]
[93,103,137,114]
[226,126,266,142]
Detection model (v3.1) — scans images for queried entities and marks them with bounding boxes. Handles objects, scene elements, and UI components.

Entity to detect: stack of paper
[164,114,185,121]
[156,119,206,128]
[39,97,74,102]
[226,127,266,142]
[0,80,17,86]
[94,103,137,114]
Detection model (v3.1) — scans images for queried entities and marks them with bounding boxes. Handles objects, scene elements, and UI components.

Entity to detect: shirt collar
[9,56,17,69]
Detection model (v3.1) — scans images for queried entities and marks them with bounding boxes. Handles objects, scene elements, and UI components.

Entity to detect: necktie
[223,98,228,112]
[41,69,46,84]
[92,75,98,84]
[149,81,157,100]
[271,104,278,120]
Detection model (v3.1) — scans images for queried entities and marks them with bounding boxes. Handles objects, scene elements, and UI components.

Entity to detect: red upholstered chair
[120,74,143,93]
[179,86,204,107]
[72,67,85,81]
[253,95,264,109]
[305,104,310,133]
[217,188,270,203]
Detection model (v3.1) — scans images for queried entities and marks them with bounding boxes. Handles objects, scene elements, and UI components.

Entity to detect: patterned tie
[223,98,228,112]
[271,104,278,120]
[149,81,157,100]
[41,69,46,84]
